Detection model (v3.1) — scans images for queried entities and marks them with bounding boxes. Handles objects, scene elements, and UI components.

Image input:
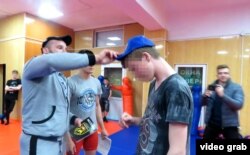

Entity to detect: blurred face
[103,79,109,85]
[12,72,18,80]
[42,40,67,54]
[124,54,154,82]
[81,66,94,75]
[217,68,230,83]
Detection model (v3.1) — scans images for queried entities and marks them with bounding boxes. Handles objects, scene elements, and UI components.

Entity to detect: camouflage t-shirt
[136,74,193,155]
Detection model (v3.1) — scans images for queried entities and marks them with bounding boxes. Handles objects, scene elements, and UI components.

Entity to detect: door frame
[0,64,6,114]
[101,63,126,120]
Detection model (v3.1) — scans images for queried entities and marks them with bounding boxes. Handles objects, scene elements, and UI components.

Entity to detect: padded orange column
[111,77,133,115]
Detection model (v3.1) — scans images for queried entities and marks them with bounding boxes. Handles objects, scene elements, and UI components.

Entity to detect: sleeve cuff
[70,115,77,125]
[87,52,96,66]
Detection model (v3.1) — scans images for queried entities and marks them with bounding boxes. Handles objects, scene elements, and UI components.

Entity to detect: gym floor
[0,119,138,155]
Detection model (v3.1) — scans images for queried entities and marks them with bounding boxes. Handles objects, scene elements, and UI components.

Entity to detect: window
[95,29,123,47]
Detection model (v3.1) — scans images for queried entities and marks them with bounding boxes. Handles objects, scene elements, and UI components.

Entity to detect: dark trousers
[100,98,110,112]
[203,124,240,139]
[2,97,16,123]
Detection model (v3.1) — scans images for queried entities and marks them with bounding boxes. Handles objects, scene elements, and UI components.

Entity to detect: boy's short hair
[103,77,109,81]
[121,47,159,68]
[12,70,18,74]
[127,47,159,59]
[217,64,229,71]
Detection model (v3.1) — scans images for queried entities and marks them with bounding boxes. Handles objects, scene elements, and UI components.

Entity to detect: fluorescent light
[217,50,228,55]
[245,49,250,52]
[155,44,163,49]
[82,37,92,41]
[220,35,237,39]
[242,55,250,58]
[38,3,63,19]
[25,17,35,24]
[108,37,121,41]
[106,42,116,46]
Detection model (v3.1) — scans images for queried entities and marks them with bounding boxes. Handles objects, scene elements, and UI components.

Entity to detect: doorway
[101,63,126,120]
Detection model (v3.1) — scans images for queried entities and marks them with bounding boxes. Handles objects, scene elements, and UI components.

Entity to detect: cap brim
[116,45,154,61]
[116,52,128,61]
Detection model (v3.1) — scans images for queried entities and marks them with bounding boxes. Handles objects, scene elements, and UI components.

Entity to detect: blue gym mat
[80,125,139,155]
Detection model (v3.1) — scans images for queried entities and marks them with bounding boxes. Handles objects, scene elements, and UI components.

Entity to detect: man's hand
[119,112,134,128]
[95,49,118,64]
[100,128,108,139]
[203,90,213,97]
[74,118,82,127]
[66,138,76,155]
[215,85,224,97]
[64,132,76,155]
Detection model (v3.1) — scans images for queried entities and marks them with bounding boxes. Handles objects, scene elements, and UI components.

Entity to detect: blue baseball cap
[116,35,155,61]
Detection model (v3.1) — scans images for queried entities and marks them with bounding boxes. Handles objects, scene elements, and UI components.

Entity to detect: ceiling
[0,0,250,40]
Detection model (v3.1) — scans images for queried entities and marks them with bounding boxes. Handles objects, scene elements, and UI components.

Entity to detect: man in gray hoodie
[20,35,117,155]
[202,64,244,139]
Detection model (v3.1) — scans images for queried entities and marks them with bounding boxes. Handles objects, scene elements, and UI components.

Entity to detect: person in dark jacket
[202,64,244,139]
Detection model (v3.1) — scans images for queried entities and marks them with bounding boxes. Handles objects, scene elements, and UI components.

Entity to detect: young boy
[118,35,194,155]
[100,77,112,122]
[67,50,108,155]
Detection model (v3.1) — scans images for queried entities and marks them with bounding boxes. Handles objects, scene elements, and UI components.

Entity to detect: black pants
[203,124,240,139]
[23,131,62,155]
[3,96,16,123]
[100,98,110,112]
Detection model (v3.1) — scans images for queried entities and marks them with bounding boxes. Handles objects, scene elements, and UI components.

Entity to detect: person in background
[202,64,244,139]
[118,35,193,155]
[1,70,22,125]
[100,77,112,122]
[67,50,108,155]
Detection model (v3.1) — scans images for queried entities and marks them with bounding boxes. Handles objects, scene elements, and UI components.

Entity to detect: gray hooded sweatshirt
[22,52,95,137]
